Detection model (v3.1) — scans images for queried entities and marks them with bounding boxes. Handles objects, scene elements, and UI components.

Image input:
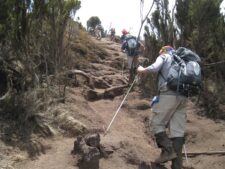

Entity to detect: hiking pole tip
[102,125,108,137]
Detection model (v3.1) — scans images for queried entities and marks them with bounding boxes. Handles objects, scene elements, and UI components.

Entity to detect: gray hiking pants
[151,94,187,138]
[127,55,138,69]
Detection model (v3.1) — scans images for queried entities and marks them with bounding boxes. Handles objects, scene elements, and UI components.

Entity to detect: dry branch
[63,69,94,88]
[104,84,128,93]
[66,69,90,79]
[183,151,225,157]
[137,0,155,40]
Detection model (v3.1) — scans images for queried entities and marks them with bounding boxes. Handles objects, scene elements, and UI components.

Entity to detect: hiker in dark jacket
[121,34,140,56]
[137,45,187,169]
[110,28,116,41]
[120,29,128,43]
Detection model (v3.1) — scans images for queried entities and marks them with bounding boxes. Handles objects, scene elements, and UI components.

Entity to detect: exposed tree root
[84,84,129,101]
[183,150,225,157]
[0,88,11,101]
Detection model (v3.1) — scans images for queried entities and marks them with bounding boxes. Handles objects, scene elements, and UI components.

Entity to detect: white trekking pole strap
[104,75,138,136]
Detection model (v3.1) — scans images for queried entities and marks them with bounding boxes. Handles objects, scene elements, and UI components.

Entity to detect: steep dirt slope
[8,36,225,169]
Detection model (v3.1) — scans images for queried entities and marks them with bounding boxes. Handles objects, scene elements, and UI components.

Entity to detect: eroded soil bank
[2,37,225,169]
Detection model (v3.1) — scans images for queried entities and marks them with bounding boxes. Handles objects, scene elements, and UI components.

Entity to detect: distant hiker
[137,45,188,169]
[121,34,143,82]
[95,24,103,31]
[120,29,128,43]
[110,28,116,41]
[95,24,103,40]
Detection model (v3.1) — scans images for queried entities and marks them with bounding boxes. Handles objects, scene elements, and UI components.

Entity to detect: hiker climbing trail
[13,36,225,169]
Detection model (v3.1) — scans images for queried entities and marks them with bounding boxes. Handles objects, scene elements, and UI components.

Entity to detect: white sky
[75,0,157,37]
[75,0,225,37]
[221,0,225,14]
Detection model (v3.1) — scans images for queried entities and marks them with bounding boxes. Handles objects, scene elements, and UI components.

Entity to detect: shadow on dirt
[139,161,167,169]
[0,116,52,157]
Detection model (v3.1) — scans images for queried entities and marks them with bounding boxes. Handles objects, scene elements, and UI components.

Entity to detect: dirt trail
[13,37,225,169]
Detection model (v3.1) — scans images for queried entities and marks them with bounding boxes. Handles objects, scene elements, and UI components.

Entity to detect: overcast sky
[75,0,158,37]
[75,0,225,37]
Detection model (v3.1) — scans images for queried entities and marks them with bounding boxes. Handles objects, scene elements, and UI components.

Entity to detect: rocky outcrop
[71,133,113,169]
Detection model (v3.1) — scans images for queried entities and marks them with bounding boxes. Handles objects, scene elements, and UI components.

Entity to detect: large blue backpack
[125,35,138,56]
[166,47,202,96]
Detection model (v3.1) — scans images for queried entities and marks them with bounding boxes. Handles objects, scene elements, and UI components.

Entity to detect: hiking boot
[154,132,177,163]
[171,137,184,169]
[155,147,177,163]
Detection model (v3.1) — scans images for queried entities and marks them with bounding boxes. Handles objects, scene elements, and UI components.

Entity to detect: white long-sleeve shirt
[146,53,173,92]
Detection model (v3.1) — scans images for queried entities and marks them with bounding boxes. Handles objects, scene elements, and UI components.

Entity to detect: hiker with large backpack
[137,45,202,169]
[95,24,103,40]
[121,34,143,82]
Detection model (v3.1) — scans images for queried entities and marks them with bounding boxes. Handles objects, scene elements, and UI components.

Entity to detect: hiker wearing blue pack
[121,34,140,56]
[137,45,199,169]
[121,34,142,82]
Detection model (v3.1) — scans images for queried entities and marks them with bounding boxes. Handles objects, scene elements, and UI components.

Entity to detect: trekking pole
[183,144,189,165]
[122,58,124,76]
[104,75,138,136]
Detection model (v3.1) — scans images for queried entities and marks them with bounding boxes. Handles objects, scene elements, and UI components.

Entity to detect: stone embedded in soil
[84,89,101,101]
[85,133,100,147]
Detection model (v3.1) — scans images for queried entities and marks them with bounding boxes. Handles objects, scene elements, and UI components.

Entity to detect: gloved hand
[121,49,126,53]
[137,65,146,75]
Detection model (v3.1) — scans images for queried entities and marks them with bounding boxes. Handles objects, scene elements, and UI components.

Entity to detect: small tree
[87,16,101,29]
